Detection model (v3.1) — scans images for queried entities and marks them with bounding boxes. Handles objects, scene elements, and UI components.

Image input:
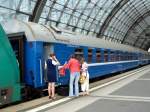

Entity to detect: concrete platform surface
[23,65,150,112]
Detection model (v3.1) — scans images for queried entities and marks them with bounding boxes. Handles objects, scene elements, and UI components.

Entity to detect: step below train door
[43,43,54,83]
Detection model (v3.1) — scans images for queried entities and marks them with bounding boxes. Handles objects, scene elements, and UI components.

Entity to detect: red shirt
[67,58,80,73]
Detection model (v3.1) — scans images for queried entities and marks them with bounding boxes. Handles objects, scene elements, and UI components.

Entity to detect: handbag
[79,72,86,84]
[59,67,66,76]
[59,64,68,76]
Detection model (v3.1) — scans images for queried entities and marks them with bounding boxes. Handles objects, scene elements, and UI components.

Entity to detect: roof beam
[29,0,47,23]
[97,0,129,38]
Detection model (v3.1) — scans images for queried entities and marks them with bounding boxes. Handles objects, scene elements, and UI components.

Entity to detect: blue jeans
[69,72,80,96]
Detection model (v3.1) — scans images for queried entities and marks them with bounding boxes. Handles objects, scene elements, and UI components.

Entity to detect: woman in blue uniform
[45,53,60,99]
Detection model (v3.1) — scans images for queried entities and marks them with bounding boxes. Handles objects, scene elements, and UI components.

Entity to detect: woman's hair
[50,53,55,57]
[70,54,82,61]
[75,55,81,61]
[80,57,85,63]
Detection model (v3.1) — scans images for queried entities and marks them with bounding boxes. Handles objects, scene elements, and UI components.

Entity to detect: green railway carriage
[0,24,21,106]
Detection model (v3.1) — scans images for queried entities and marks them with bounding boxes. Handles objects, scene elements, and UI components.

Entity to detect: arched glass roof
[0,0,149,51]
[103,0,150,43]
[39,0,120,36]
[0,0,37,21]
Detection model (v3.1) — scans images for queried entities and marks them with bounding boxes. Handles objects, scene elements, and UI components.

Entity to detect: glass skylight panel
[0,0,37,22]
[67,0,80,9]
[50,9,61,21]
[57,0,67,5]
[60,12,70,24]
[77,19,85,28]
[53,3,64,11]
[69,16,78,26]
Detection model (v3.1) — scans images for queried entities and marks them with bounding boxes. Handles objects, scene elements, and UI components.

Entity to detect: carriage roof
[2,19,149,54]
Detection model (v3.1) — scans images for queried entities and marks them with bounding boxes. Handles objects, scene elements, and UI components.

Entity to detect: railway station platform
[1,65,150,112]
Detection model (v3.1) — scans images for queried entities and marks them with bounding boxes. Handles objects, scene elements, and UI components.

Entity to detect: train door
[43,43,54,82]
[8,34,24,83]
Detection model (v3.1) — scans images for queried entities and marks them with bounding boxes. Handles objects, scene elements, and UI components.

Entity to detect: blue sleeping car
[3,20,150,88]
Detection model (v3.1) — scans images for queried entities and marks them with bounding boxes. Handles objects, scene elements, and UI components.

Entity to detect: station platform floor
[1,65,150,112]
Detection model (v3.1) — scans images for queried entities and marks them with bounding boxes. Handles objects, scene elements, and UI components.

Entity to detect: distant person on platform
[66,54,81,97]
[45,53,60,100]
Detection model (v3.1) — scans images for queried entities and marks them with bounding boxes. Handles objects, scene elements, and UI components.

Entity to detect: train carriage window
[125,53,128,60]
[75,48,83,59]
[123,52,126,60]
[135,54,138,60]
[120,53,123,61]
[131,53,133,60]
[110,51,115,61]
[115,52,118,61]
[116,52,120,61]
[118,52,121,61]
[122,53,125,60]
[128,53,130,60]
[127,53,130,60]
[129,53,132,60]
[43,43,54,63]
[104,50,108,62]
[121,53,123,60]
[96,50,101,62]
[88,49,93,63]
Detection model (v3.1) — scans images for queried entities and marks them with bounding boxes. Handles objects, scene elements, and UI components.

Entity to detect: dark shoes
[48,96,51,99]
[48,96,56,100]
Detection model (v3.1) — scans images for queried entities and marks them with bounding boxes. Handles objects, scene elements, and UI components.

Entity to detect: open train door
[7,32,25,84]
[43,43,54,83]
